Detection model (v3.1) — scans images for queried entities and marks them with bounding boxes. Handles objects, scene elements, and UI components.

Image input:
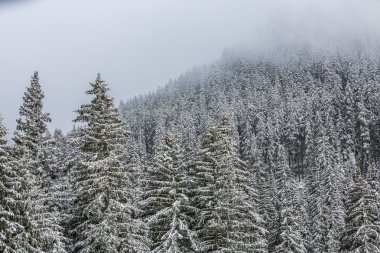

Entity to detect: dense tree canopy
[1,49,380,252]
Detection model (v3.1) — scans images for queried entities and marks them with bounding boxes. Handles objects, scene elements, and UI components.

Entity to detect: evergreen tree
[192,117,267,252]
[341,175,380,252]
[356,98,371,176]
[71,74,149,252]
[274,146,306,253]
[13,71,51,155]
[12,72,66,252]
[308,116,345,253]
[42,129,74,252]
[0,119,24,252]
[142,133,196,252]
[255,153,279,252]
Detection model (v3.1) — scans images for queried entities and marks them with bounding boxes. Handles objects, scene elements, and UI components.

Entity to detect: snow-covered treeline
[1,49,380,252]
[121,49,380,252]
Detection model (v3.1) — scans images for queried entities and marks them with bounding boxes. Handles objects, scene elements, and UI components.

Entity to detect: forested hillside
[1,49,380,252]
[120,49,380,252]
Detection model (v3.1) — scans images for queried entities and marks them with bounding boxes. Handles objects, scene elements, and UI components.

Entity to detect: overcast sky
[0,0,380,135]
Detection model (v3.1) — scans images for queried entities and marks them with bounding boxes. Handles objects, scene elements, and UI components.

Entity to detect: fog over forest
[0,0,380,134]
[1,1,380,253]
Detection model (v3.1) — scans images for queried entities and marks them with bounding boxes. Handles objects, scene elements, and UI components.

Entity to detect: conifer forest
[1,48,380,253]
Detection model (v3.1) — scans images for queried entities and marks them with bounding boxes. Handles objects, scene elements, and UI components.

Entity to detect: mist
[0,0,379,135]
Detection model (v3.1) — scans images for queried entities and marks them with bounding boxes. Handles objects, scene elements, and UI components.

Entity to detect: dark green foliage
[142,133,196,252]
[341,175,380,252]
[71,75,149,253]
[192,117,267,252]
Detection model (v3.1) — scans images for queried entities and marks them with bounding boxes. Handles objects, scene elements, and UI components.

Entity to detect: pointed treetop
[13,71,51,154]
[0,118,7,145]
[74,74,129,157]
[86,73,110,96]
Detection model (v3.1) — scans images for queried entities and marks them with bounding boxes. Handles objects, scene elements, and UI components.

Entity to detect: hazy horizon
[1,0,380,136]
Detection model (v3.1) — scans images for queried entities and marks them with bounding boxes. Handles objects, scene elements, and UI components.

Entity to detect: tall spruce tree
[0,119,24,252]
[341,175,380,252]
[356,98,371,176]
[274,146,306,253]
[12,72,67,252]
[308,116,345,253]
[254,149,279,252]
[142,133,196,252]
[192,117,267,252]
[71,74,149,252]
[41,129,74,252]
[13,72,51,155]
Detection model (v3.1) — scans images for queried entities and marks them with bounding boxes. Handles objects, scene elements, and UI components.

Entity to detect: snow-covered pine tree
[253,143,279,252]
[274,145,306,253]
[0,119,25,252]
[341,174,380,252]
[36,131,70,253]
[368,164,380,215]
[341,81,355,164]
[321,122,346,253]
[307,113,345,253]
[356,98,371,176]
[12,71,67,252]
[142,133,196,252]
[40,129,74,252]
[293,182,310,251]
[50,129,75,223]
[71,74,149,252]
[13,72,52,156]
[192,116,267,252]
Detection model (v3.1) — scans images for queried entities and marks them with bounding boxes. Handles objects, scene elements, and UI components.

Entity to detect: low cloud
[0,0,379,135]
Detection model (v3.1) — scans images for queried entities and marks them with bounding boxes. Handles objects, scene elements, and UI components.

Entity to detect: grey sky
[0,0,380,135]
